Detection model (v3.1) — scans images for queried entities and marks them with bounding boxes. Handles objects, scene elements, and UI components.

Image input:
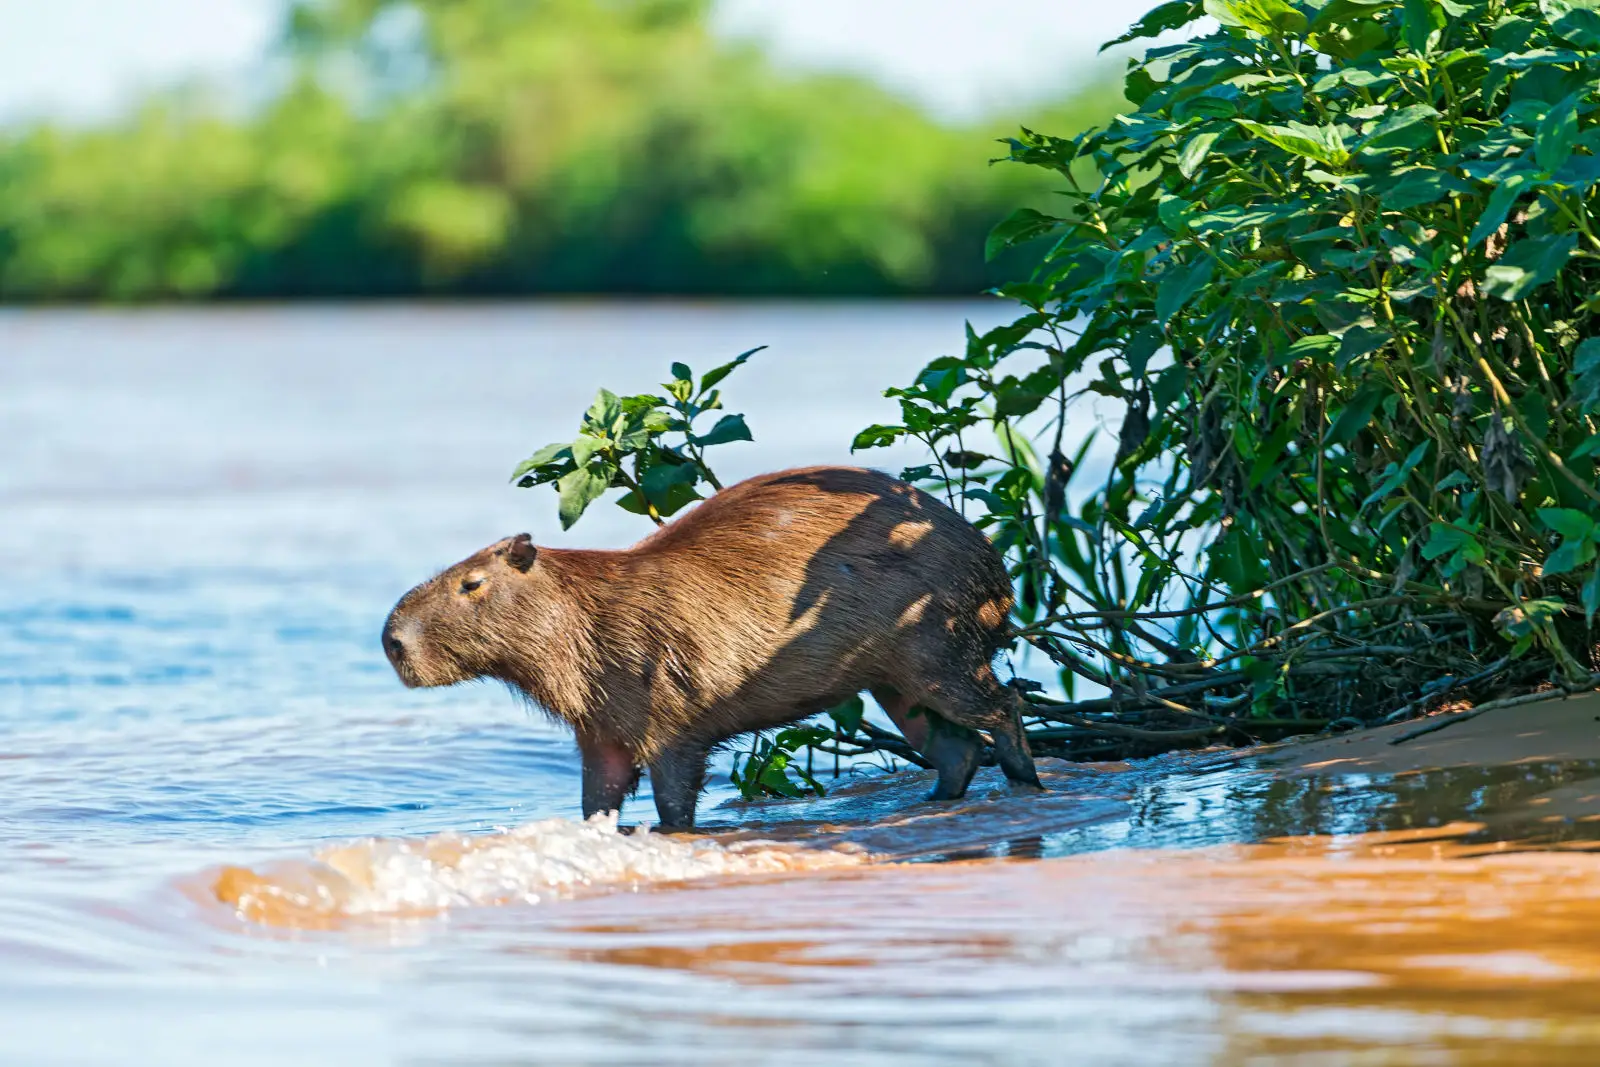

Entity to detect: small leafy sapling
[510,346,764,529]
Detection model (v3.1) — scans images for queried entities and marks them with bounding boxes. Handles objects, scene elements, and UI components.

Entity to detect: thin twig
[1027,715,1226,743]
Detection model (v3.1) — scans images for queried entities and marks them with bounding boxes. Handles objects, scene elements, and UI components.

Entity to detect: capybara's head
[383,533,540,688]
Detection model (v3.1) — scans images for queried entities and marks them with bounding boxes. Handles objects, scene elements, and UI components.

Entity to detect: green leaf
[639,462,703,516]
[1357,104,1441,152]
[692,413,753,447]
[986,208,1062,260]
[1467,175,1530,246]
[510,442,570,483]
[1309,0,1394,59]
[1362,439,1431,509]
[556,463,613,530]
[1495,596,1569,639]
[1248,416,1302,488]
[700,345,765,393]
[1536,92,1582,173]
[1570,433,1600,460]
[640,410,675,434]
[1234,118,1350,167]
[1543,0,1600,48]
[1125,326,1165,377]
[1286,333,1339,361]
[1326,387,1386,445]
[1553,154,1600,188]
[828,694,866,734]
[1335,324,1390,369]
[1179,130,1221,179]
[585,389,622,431]
[852,424,905,451]
[1402,0,1445,53]
[1101,0,1202,50]
[669,362,693,384]
[1547,540,1596,577]
[569,435,604,467]
[1538,506,1597,541]
[1205,0,1309,34]
[1379,168,1471,210]
[1421,521,1485,563]
[1155,257,1215,321]
[1576,337,1600,375]
[1152,363,1190,412]
[1583,568,1600,625]
[1483,233,1578,301]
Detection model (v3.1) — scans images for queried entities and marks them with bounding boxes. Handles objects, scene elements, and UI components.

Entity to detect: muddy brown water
[211,695,1600,1066]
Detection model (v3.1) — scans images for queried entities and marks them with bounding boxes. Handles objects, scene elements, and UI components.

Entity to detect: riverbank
[213,691,1600,930]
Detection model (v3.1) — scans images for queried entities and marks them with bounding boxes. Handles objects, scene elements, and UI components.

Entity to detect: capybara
[383,465,1042,828]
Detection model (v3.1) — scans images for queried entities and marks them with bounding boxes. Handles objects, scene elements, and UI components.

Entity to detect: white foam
[216,813,865,925]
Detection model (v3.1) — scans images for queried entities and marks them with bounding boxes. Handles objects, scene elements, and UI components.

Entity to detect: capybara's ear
[500,533,537,572]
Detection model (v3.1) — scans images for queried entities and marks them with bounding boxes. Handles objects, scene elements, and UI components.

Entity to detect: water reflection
[1037,759,1600,860]
[397,827,1600,1066]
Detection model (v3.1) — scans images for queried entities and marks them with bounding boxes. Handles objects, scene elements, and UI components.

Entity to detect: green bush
[857,0,1600,741]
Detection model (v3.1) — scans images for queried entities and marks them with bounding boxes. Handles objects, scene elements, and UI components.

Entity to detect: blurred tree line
[0,0,1122,300]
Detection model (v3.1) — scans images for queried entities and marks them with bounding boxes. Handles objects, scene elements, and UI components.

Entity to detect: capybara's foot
[923,719,982,801]
[648,743,709,830]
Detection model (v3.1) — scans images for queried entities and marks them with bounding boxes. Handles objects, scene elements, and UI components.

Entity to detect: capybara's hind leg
[872,686,978,799]
[870,686,928,751]
[648,743,708,831]
[922,715,983,800]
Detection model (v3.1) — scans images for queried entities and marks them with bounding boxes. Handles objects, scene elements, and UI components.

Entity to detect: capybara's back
[383,465,1041,828]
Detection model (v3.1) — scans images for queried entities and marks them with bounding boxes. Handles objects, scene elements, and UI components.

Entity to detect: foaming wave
[213,814,867,928]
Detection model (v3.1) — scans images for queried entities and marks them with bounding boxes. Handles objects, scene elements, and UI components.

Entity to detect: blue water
[0,302,1031,1065]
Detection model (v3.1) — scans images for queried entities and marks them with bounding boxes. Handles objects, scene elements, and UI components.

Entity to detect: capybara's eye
[459,577,485,594]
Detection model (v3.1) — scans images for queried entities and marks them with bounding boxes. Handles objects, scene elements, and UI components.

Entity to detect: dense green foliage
[858,0,1600,743]
[0,0,1121,300]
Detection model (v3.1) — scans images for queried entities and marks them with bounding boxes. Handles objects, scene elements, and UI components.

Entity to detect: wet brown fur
[383,466,1041,827]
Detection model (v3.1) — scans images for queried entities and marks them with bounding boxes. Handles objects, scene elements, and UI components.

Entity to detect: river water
[5,303,1600,1066]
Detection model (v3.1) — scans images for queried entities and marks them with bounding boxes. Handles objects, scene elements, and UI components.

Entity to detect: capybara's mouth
[382,631,424,688]
[383,641,458,689]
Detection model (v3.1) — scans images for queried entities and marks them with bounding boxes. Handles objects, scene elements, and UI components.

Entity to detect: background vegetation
[0,0,1121,300]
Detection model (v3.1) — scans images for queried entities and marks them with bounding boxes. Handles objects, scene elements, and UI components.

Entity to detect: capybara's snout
[381,611,422,687]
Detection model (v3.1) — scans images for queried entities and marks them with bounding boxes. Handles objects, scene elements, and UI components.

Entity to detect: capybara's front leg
[648,743,708,831]
[989,691,1044,792]
[579,734,640,820]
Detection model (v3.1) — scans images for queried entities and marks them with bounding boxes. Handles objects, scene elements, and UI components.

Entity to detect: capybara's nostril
[384,633,405,661]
